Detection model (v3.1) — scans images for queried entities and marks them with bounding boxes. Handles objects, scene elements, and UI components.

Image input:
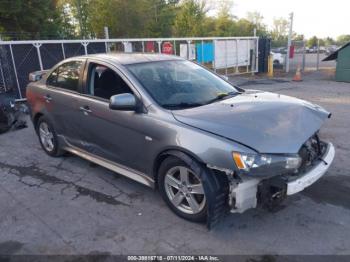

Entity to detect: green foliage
[246,11,268,36]
[173,0,207,36]
[269,17,290,47]
[0,0,64,39]
[307,36,318,48]
[68,0,91,38]
[336,35,350,46]
[324,37,335,46]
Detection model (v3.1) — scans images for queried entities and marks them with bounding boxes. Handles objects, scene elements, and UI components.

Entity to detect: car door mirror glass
[109,93,137,111]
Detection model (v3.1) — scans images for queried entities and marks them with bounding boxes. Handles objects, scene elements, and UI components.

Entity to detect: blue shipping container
[196,43,214,63]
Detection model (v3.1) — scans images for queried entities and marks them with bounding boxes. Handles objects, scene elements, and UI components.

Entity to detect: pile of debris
[0,93,28,134]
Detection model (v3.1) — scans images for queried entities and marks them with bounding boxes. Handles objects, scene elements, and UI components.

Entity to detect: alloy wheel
[164,166,206,214]
[39,122,55,152]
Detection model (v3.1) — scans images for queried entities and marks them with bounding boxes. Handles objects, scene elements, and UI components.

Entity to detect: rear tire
[36,116,64,157]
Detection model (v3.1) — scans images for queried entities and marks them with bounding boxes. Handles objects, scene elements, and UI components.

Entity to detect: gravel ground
[0,73,350,260]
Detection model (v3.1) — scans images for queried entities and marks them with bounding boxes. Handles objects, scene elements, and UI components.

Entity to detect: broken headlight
[233,152,302,172]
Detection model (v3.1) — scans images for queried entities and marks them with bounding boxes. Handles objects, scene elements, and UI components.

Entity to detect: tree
[57,1,77,38]
[271,17,289,40]
[336,35,350,46]
[215,0,234,18]
[270,17,289,47]
[307,36,318,48]
[144,0,179,37]
[323,37,335,46]
[0,0,64,39]
[246,11,267,36]
[173,0,207,36]
[64,0,92,38]
[293,34,304,41]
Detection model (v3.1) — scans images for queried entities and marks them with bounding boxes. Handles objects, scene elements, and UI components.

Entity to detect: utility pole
[316,39,320,70]
[286,12,294,73]
[104,26,110,53]
[104,26,109,39]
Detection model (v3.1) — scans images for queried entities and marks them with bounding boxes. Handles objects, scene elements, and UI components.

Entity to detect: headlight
[233,152,301,171]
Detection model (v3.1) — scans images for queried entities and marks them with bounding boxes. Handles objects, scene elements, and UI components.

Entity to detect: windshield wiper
[204,91,242,105]
[162,102,204,110]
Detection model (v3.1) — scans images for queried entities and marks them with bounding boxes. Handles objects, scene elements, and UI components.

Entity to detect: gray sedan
[26,54,335,228]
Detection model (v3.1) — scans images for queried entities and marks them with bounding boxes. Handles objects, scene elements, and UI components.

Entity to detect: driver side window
[87,63,132,100]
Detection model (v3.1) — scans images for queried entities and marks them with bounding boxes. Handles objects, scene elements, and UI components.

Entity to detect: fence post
[173,40,176,55]
[213,40,216,72]
[255,38,259,73]
[302,40,306,72]
[9,44,22,98]
[235,39,239,73]
[0,58,6,91]
[186,40,191,60]
[142,41,145,53]
[61,43,66,59]
[122,41,128,52]
[33,43,43,71]
[201,40,204,64]
[157,41,162,54]
[82,42,89,55]
[246,40,249,73]
[225,40,228,76]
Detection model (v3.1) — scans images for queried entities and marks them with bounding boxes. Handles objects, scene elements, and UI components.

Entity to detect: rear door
[44,59,86,147]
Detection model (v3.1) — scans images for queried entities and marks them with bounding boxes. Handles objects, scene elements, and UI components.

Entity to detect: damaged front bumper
[228,142,335,213]
[286,142,335,195]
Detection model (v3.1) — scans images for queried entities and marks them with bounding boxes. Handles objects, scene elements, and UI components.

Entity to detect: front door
[75,61,152,174]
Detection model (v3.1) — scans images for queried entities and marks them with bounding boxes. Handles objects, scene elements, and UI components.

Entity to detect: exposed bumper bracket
[287,142,335,195]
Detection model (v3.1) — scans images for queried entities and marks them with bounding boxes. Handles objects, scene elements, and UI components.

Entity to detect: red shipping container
[146,41,155,53]
[162,42,173,55]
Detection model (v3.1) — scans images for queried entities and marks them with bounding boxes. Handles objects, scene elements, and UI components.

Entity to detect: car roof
[73,53,184,65]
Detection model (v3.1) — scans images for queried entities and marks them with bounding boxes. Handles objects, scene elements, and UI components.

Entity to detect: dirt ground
[0,71,350,260]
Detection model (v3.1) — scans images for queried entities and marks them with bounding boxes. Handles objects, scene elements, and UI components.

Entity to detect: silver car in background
[26,54,335,228]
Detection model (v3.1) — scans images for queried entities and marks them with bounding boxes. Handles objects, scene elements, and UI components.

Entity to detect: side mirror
[29,70,49,82]
[109,93,137,111]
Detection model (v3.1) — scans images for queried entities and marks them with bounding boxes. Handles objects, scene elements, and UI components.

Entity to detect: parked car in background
[326,45,339,55]
[271,51,284,66]
[26,54,335,227]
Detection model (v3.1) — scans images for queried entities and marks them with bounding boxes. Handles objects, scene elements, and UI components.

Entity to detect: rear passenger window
[47,61,83,92]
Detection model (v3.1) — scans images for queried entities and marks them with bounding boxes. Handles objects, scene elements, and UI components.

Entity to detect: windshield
[126,60,239,109]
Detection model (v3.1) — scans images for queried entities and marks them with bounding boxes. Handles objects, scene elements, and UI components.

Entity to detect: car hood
[172,90,331,154]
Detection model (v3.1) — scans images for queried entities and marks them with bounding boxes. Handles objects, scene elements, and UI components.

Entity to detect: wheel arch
[152,147,205,187]
[154,147,230,229]
[33,112,44,129]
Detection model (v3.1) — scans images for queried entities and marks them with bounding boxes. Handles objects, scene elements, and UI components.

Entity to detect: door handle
[43,95,52,103]
[79,106,92,114]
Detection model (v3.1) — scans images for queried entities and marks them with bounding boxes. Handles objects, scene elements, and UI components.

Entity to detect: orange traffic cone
[293,66,302,82]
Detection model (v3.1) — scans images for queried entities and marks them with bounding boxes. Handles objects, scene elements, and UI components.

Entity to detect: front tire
[158,156,208,222]
[36,116,64,157]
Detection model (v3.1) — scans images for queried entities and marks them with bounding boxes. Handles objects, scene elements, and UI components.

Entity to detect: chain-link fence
[0,37,259,99]
[271,39,336,74]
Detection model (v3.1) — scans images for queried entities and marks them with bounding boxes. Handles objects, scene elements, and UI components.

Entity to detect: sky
[210,0,349,39]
